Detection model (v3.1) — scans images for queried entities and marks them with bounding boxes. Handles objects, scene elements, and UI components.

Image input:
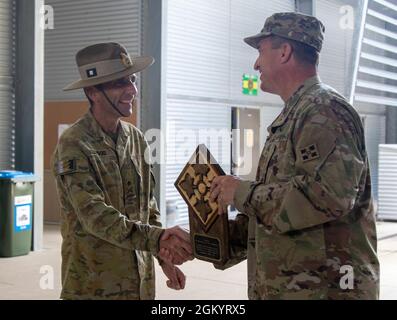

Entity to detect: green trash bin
[0,171,36,257]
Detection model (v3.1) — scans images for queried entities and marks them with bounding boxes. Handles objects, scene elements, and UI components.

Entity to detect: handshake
[157,226,194,291]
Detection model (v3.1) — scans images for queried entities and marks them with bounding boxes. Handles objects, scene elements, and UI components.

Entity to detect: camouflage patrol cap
[244,12,325,52]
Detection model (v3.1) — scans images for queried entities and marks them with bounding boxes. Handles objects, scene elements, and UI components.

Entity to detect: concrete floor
[0,221,396,300]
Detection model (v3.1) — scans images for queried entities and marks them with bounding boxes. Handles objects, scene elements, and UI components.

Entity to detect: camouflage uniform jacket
[52,111,164,300]
[229,76,380,299]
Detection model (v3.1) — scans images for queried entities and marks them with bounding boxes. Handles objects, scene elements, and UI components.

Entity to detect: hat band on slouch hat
[78,59,134,81]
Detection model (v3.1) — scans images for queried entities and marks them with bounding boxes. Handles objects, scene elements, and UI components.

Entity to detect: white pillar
[15,0,45,251]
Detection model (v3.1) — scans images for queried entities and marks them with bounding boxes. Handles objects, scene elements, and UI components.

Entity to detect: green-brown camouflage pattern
[230,76,379,300]
[244,12,325,52]
[52,111,164,300]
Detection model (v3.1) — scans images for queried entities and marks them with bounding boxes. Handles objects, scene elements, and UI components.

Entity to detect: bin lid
[0,170,36,181]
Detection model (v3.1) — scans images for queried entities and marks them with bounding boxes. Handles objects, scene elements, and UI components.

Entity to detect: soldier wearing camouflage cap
[211,12,379,299]
[52,42,193,300]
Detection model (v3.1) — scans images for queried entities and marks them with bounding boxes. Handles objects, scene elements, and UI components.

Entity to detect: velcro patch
[56,159,77,175]
[86,68,97,78]
[300,144,320,162]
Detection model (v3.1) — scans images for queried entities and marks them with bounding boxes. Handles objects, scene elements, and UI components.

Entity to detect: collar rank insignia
[300,144,320,162]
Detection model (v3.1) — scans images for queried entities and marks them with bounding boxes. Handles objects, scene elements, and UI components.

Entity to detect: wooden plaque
[174,144,230,264]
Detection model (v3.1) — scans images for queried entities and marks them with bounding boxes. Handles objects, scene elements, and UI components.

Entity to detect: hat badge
[120,52,133,68]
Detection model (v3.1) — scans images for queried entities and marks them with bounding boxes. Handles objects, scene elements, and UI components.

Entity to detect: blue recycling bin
[0,171,37,257]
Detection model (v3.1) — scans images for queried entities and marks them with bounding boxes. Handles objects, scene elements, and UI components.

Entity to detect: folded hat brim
[244,32,272,49]
[63,56,154,91]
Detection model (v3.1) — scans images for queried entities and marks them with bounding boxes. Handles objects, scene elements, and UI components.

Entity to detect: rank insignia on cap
[86,68,97,78]
[120,52,133,67]
[56,159,77,175]
[300,144,320,162]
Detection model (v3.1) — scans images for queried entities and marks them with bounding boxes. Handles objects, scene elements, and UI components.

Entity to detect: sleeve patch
[56,159,77,175]
[300,144,320,162]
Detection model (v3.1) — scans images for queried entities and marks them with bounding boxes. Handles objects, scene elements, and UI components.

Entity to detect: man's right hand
[158,226,194,265]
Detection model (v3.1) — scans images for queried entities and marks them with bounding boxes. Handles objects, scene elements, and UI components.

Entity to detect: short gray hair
[269,35,319,67]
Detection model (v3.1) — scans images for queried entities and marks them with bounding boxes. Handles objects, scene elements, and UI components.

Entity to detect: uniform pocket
[122,156,143,219]
[262,137,292,183]
[88,154,123,205]
[256,143,277,183]
[88,154,121,180]
[130,155,142,189]
[264,144,277,183]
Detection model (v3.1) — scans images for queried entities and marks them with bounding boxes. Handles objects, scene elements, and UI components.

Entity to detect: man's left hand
[160,262,186,290]
[210,175,241,214]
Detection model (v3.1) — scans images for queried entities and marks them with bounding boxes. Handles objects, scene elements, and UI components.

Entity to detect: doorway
[231,107,261,181]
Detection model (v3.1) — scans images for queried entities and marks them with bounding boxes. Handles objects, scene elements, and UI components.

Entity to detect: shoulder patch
[56,159,77,175]
[300,144,320,162]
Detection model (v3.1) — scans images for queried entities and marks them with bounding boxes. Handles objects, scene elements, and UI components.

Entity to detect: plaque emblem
[177,154,220,231]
